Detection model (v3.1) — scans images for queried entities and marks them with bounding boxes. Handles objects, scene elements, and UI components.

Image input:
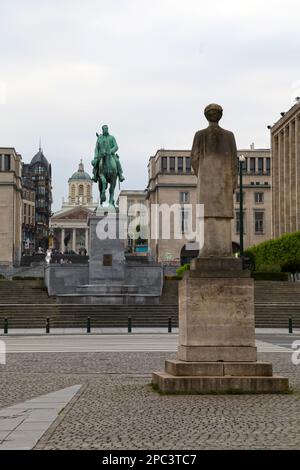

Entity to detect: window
[241,158,247,174]
[235,192,245,204]
[180,192,189,203]
[181,208,190,234]
[250,158,255,174]
[254,192,264,204]
[169,157,175,172]
[86,185,91,202]
[161,157,168,172]
[71,184,75,202]
[37,186,45,195]
[257,158,263,175]
[186,157,191,173]
[4,155,11,171]
[235,211,245,234]
[266,158,271,175]
[255,211,264,233]
[178,157,183,173]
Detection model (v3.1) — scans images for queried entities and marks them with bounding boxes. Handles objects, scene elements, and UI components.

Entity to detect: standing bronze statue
[191,104,238,256]
[92,125,125,206]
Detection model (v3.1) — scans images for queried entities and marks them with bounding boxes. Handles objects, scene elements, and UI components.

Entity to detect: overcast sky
[1,0,300,210]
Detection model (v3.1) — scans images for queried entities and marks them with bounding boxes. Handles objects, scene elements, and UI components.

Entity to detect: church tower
[67,159,94,208]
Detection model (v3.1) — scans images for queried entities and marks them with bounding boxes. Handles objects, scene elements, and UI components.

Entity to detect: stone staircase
[255,281,300,327]
[1,279,300,329]
[0,280,56,304]
[0,304,178,329]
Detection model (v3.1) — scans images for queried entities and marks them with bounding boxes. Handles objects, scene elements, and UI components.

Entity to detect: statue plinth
[152,103,289,393]
[152,257,289,393]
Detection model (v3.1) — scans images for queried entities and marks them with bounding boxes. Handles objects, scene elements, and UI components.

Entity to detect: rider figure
[92,124,125,183]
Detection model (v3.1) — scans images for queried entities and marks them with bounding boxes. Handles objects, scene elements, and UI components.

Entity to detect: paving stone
[0,350,299,449]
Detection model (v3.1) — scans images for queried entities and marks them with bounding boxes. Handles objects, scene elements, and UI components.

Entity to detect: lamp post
[239,154,246,257]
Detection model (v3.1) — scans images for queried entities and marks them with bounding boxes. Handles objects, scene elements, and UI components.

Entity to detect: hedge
[245,231,300,273]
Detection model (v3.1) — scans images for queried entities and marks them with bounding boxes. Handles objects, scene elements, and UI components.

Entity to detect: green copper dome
[69,160,91,181]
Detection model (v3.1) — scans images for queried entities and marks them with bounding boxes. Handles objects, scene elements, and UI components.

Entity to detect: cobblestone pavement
[0,351,300,449]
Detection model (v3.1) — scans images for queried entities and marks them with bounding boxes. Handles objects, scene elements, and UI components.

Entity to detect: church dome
[69,160,91,181]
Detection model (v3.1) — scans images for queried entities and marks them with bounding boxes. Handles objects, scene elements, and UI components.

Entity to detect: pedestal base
[152,360,289,394]
[152,257,289,394]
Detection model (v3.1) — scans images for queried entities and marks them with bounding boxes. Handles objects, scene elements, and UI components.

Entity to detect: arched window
[71,184,75,203]
[86,185,91,203]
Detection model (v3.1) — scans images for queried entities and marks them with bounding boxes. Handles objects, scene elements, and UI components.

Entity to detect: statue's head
[102,124,109,135]
[204,103,223,123]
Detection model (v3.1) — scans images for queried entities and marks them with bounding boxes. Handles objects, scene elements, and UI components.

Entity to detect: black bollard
[4,318,8,335]
[87,317,91,334]
[46,318,50,334]
[168,317,172,333]
[128,316,132,333]
[289,317,293,334]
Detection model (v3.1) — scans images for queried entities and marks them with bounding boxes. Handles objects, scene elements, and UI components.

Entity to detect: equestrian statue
[92,124,125,206]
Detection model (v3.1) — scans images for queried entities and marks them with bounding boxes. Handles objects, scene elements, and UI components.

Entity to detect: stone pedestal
[88,209,126,284]
[152,257,289,394]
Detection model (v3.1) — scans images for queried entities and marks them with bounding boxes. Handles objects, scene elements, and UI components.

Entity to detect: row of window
[235,211,264,234]
[23,203,35,225]
[23,190,35,201]
[239,157,271,175]
[161,157,191,174]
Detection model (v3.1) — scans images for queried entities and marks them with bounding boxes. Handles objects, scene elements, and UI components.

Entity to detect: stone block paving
[0,351,300,449]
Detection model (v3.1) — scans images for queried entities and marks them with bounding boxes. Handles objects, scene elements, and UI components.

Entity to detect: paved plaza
[0,332,299,449]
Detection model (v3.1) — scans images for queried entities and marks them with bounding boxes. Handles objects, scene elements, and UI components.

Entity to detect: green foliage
[176,263,190,277]
[252,272,289,281]
[246,231,300,272]
[257,264,281,273]
[12,276,44,280]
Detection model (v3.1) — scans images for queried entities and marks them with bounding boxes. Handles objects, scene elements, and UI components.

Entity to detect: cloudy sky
[1,0,300,210]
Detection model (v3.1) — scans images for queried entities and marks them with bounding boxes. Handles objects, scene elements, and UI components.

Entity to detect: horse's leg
[99,176,107,204]
[109,177,117,206]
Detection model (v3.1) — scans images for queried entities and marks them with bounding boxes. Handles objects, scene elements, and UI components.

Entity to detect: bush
[257,264,281,273]
[252,272,289,281]
[246,231,300,272]
[12,276,44,280]
[176,263,190,277]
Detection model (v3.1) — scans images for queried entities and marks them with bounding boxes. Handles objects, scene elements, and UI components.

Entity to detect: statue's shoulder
[219,126,234,137]
[193,129,206,139]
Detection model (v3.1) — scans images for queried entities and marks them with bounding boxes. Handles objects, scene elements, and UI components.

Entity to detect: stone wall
[45,264,89,295]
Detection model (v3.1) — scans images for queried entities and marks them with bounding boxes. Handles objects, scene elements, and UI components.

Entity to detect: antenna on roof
[39,136,41,152]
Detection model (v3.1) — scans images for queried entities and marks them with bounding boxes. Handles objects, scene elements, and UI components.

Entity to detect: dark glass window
[178,157,183,173]
[235,211,245,234]
[169,157,175,172]
[242,158,247,174]
[186,157,191,173]
[266,158,271,175]
[180,192,189,203]
[254,192,264,204]
[255,212,264,233]
[250,158,255,174]
[235,192,245,203]
[257,158,263,175]
[161,157,167,172]
[4,155,11,171]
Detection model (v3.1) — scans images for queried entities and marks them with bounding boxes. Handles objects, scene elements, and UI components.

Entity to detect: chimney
[250,142,255,150]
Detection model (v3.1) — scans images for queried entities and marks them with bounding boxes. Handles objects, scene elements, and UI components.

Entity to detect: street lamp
[239,154,246,257]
